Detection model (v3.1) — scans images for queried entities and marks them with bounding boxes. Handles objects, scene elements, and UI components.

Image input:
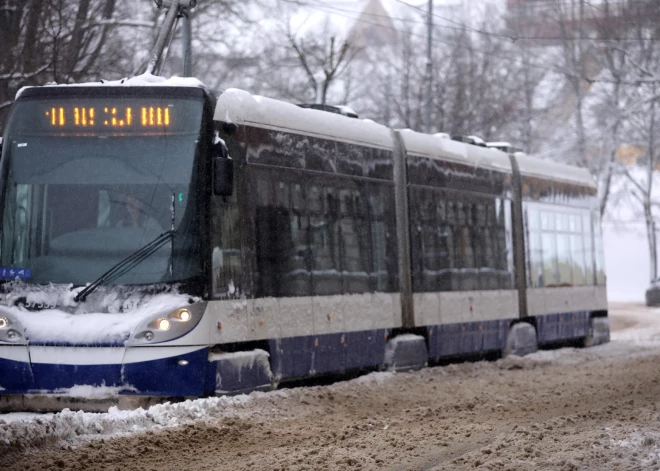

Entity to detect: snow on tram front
[0,76,229,409]
[0,77,610,411]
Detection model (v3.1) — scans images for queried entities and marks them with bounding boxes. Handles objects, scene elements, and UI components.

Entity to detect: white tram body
[0,79,608,409]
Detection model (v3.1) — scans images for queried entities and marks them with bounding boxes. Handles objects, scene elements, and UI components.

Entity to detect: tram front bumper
[0,344,209,400]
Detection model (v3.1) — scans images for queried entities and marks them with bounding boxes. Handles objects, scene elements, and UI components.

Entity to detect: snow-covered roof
[16,73,206,100]
[399,129,513,174]
[214,88,394,150]
[514,152,595,188]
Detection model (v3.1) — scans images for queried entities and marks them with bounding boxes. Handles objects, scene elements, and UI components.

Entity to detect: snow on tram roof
[515,152,596,188]
[398,129,513,174]
[214,88,394,149]
[15,73,205,99]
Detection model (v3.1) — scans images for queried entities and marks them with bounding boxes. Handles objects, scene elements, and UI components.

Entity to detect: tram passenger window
[212,174,242,298]
[304,136,336,173]
[583,213,594,284]
[593,213,606,285]
[556,233,572,286]
[495,198,511,288]
[339,187,370,293]
[571,233,586,285]
[252,169,397,297]
[526,205,596,288]
[276,181,289,208]
[409,188,513,293]
[368,184,390,291]
[292,183,304,210]
[528,231,543,287]
[310,186,341,295]
[542,231,558,286]
[541,211,554,231]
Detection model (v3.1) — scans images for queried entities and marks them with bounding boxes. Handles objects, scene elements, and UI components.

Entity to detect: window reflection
[524,203,602,287]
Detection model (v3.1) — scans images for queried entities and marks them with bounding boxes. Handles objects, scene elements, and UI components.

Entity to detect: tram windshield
[0,92,206,286]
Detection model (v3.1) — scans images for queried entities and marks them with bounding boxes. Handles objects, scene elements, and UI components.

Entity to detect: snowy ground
[2,302,660,470]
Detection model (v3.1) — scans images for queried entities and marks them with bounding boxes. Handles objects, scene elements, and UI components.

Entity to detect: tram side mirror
[214,157,234,196]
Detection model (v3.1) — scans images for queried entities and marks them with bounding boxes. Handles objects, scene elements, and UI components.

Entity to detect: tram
[0,76,608,410]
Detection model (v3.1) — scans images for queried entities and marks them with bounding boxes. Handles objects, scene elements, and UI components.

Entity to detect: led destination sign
[9,96,201,136]
[45,105,171,129]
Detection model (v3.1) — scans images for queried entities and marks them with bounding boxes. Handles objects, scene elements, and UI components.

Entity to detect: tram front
[0,82,219,406]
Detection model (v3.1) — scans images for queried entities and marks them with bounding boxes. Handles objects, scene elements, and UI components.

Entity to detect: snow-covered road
[2,302,660,470]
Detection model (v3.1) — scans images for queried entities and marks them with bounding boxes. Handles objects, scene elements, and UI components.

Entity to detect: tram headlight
[128,302,205,346]
[157,319,170,331]
[0,312,25,344]
[171,309,191,322]
[6,329,20,340]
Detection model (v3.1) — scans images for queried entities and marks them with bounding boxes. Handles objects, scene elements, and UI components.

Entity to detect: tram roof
[514,152,596,188]
[397,129,513,174]
[15,73,206,99]
[214,89,595,188]
[215,88,394,150]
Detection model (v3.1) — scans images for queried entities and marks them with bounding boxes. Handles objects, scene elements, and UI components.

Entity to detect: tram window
[409,187,512,292]
[250,130,305,169]
[368,184,390,291]
[542,233,558,286]
[526,208,542,287]
[541,211,554,231]
[369,148,394,180]
[339,187,371,293]
[212,172,242,298]
[526,204,596,288]
[556,233,572,285]
[292,183,304,211]
[571,233,586,285]
[252,167,397,297]
[308,185,324,212]
[257,176,271,206]
[583,213,594,284]
[276,181,289,208]
[336,142,365,177]
[593,213,606,285]
[528,231,543,287]
[304,136,336,173]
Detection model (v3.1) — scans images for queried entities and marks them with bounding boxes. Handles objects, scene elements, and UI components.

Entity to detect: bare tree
[287,24,358,105]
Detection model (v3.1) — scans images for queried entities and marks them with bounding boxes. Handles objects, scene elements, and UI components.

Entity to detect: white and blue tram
[0,78,608,409]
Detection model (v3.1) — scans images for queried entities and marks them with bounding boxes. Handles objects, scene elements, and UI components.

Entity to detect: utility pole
[424,0,433,134]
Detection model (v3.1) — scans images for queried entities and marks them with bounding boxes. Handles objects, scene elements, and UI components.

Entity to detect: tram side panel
[404,151,521,360]
[207,123,403,385]
[519,175,608,345]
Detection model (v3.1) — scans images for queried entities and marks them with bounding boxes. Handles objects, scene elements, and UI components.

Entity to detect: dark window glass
[212,184,242,297]
[1,96,205,286]
[247,130,305,168]
[336,142,365,177]
[410,187,513,292]
[304,136,336,173]
[252,167,398,297]
[368,148,394,180]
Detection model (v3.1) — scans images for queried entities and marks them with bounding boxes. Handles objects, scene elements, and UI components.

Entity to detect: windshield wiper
[74,230,175,303]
